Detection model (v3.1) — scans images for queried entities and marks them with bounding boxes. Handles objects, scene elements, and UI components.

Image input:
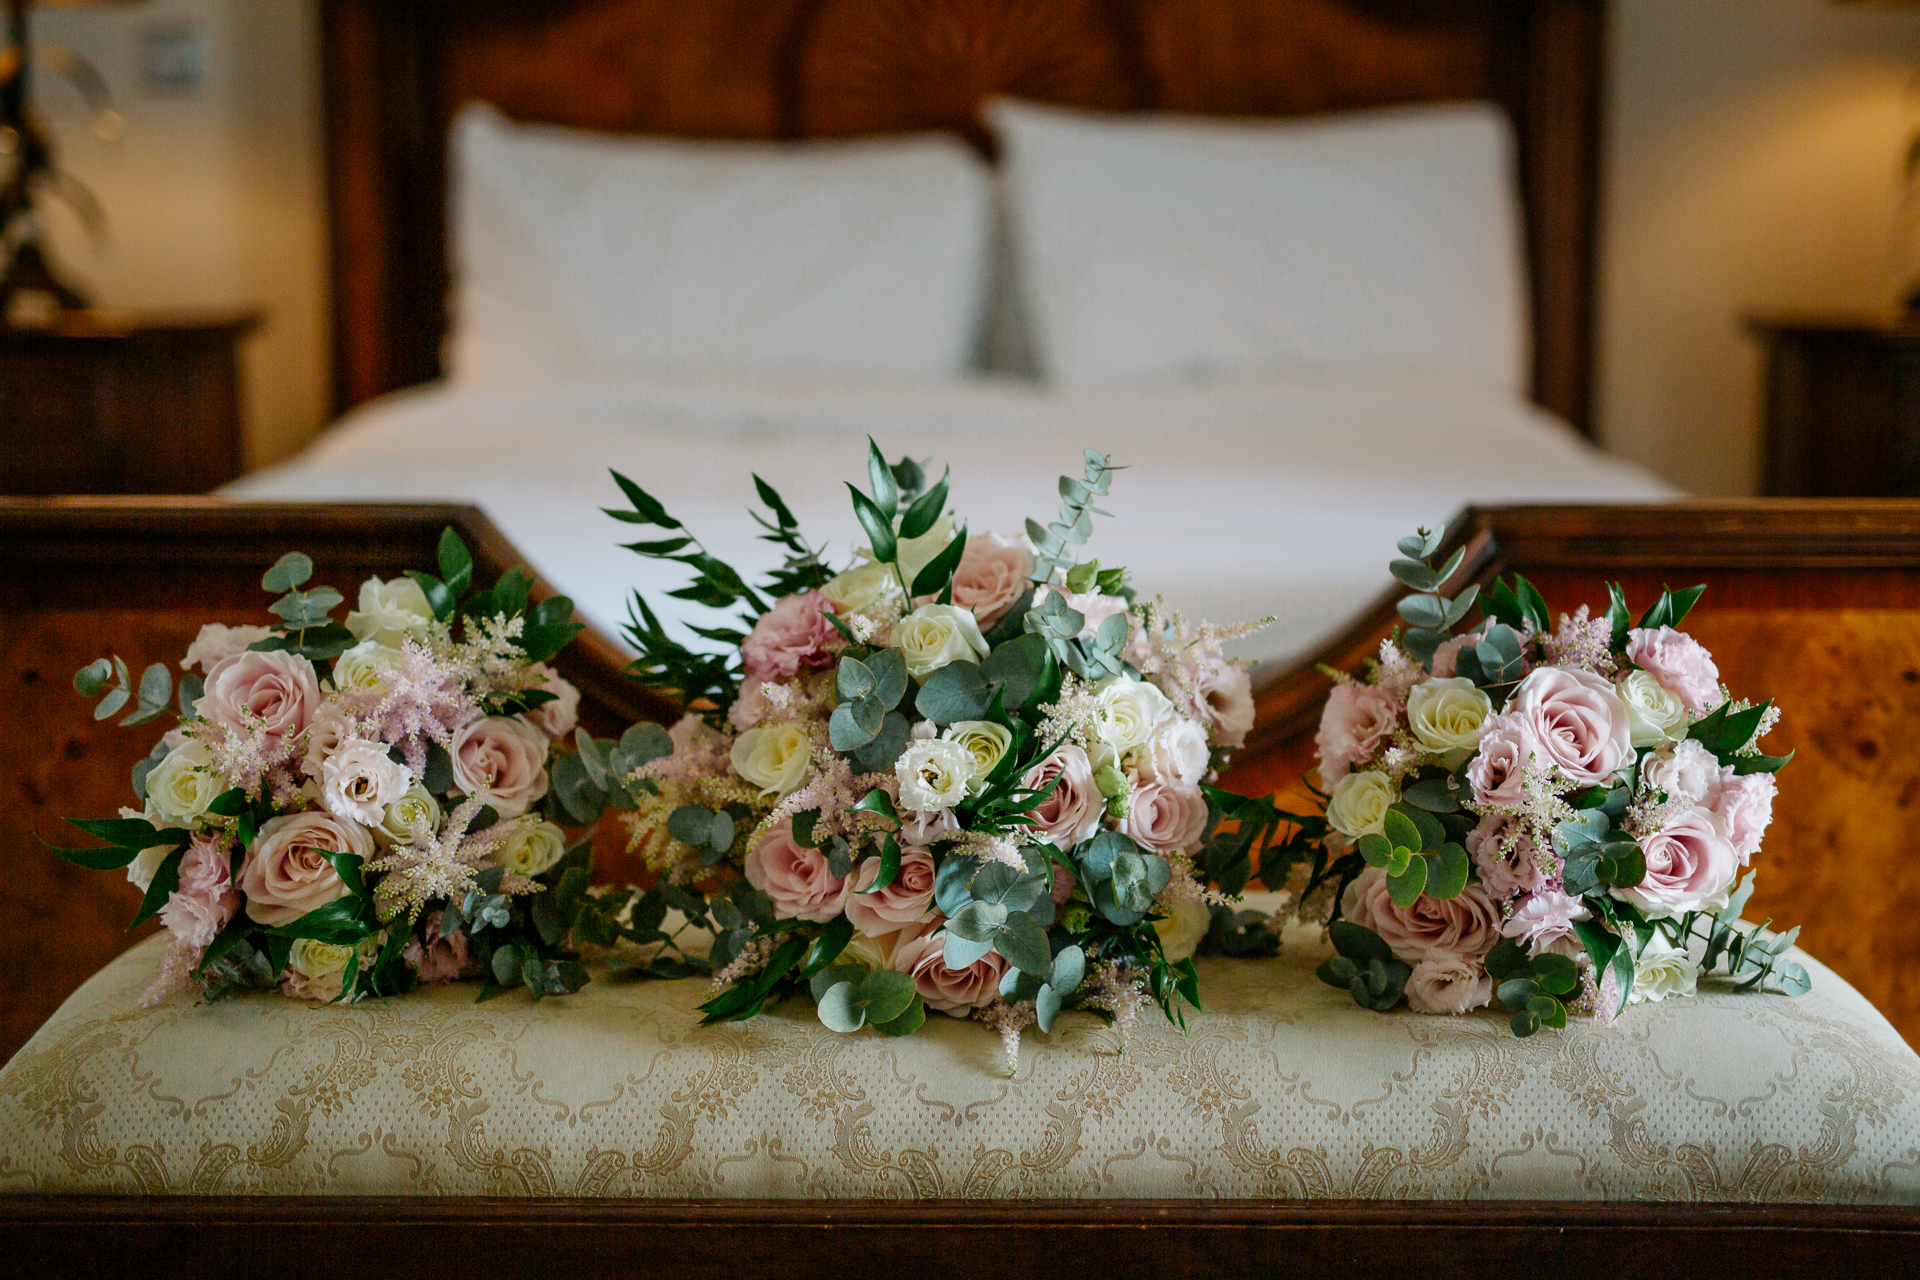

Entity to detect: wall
[32,0,327,471]
[1597,0,1920,495]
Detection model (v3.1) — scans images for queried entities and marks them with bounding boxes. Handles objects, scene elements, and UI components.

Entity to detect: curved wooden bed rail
[6,497,1920,1067]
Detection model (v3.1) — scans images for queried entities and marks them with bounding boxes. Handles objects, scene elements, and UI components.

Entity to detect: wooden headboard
[322,0,1606,432]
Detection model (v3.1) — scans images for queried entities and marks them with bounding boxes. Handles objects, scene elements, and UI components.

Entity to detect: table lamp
[0,0,128,321]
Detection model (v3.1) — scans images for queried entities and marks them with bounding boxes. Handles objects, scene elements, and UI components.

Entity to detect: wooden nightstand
[1747,313,1920,497]
[0,310,260,495]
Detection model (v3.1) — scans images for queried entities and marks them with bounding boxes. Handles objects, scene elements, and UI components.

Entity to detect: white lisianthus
[345,576,434,646]
[1326,770,1397,839]
[896,737,975,811]
[895,513,957,586]
[1094,676,1174,756]
[821,558,905,618]
[1617,669,1690,748]
[1153,898,1213,962]
[1626,933,1701,1005]
[497,819,569,877]
[944,720,1012,792]
[730,723,813,799]
[1405,676,1493,753]
[320,738,414,826]
[375,783,442,845]
[1143,716,1211,788]
[895,603,989,681]
[332,639,404,694]
[146,740,220,824]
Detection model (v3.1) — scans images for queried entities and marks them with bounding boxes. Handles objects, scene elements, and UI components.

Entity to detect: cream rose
[837,932,897,973]
[1094,676,1174,757]
[345,575,433,646]
[897,737,975,812]
[241,811,371,926]
[320,737,413,826]
[1153,898,1212,962]
[497,819,568,877]
[895,602,989,680]
[730,722,813,799]
[331,639,403,695]
[1617,669,1689,748]
[1405,676,1492,754]
[283,935,380,1003]
[125,843,173,894]
[450,716,551,819]
[146,740,220,825]
[1627,933,1701,1005]
[821,558,905,619]
[943,720,1011,793]
[375,783,441,845]
[1325,770,1397,839]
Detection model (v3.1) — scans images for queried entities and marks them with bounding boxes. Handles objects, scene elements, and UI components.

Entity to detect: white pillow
[988,98,1530,394]
[448,105,992,384]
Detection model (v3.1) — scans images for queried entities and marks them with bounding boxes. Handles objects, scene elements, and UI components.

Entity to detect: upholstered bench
[4,934,1914,1205]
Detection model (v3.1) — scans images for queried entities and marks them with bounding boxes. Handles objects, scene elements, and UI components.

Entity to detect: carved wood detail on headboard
[323,0,1603,431]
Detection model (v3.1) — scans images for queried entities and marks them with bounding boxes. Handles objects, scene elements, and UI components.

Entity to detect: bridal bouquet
[50,530,645,1006]
[1301,530,1806,1035]
[598,441,1291,1066]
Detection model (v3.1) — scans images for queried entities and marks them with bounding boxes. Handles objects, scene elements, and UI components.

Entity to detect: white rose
[1626,933,1701,1005]
[1326,770,1397,839]
[895,513,956,586]
[1405,676,1493,753]
[730,722,813,798]
[288,936,354,980]
[1617,669,1689,748]
[895,603,989,681]
[320,738,414,826]
[837,932,895,973]
[943,720,1012,793]
[375,783,441,845]
[896,737,975,811]
[1094,676,1174,756]
[332,639,404,694]
[1153,897,1212,962]
[345,576,433,646]
[146,740,221,824]
[821,558,905,618]
[1639,739,1723,806]
[125,843,174,894]
[1142,716,1210,788]
[497,819,569,877]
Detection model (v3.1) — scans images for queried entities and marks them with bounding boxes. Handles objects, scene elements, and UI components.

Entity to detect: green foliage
[1488,939,1578,1036]
[1027,450,1120,583]
[1389,528,1480,666]
[1638,583,1707,631]
[1685,699,1774,762]
[72,655,174,726]
[830,648,910,753]
[1315,920,1411,1011]
[749,473,832,597]
[1552,810,1647,897]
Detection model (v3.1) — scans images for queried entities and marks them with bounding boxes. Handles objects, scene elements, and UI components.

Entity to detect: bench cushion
[1,936,1915,1202]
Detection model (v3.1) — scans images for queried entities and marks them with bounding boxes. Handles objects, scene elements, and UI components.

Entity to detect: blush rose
[1314,682,1399,786]
[891,923,1008,1015]
[743,819,849,923]
[844,849,938,935]
[241,811,371,926]
[948,532,1034,629]
[1120,782,1209,855]
[1341,867,1502,964]
[741,590,838,684]
[199,649,321,746]
[1506,665,1631,787]
[1018,745,1103,850]
[1615,808,1738,917]
[450,716,551,819]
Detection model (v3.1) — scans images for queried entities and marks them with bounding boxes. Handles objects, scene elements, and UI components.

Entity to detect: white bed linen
[228,375,1674,669]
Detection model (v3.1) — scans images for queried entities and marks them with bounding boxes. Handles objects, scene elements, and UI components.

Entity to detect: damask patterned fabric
[1,936,1915,1201]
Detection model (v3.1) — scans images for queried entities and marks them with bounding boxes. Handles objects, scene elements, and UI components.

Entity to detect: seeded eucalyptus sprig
[1027,450,1121,585]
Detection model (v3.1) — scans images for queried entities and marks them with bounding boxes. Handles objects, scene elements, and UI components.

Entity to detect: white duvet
[229,373,1673,670]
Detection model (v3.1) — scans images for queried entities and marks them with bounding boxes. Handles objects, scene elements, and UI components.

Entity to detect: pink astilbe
[1078,961,1149,1046]
[366,796,528,923]
[929,827,1027,870]
[1541,606,1616,677]
[139,937,202,1007]
[973,997,1038,1075]
[335,637,480,776]
[761,747,897,845]
[1368,637,1425,700]
[192,713,297,801]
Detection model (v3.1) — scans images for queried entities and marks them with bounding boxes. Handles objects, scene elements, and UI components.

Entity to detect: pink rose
[1506,665,1631,787]
[1050,862,1077,905]
[403,909,477,984]
[844,849,938,936]
[1713,772,1775,865]
[1194,660,1255,750]
[450,716,551,819]
[1119,782,1209,855]
[181,623,276,673]
[241,811,371,926]
[1341,867,1502,963]
[1499,890,1590,953]
[743,819,849,923]
[525,663,580,739]
[949,532,1034,629]
[1466,813,1544,898]
[1404,949,1493,1015]
[1018,745,1102,850]
[1615,808,1738,917]
[1466,713,1537,808]
[199,649,321,745]
[160,834,238,952]
[728,680,775,731]
[1626,626,1721,713]
[301,704,353,779]
[1428,629,1487,680]
[890,922,1008,1015]
[741,590,837,684]
[1314,682,1399,786]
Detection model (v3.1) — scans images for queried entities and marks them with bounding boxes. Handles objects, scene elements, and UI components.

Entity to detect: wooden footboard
[5,498,1920,1065]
